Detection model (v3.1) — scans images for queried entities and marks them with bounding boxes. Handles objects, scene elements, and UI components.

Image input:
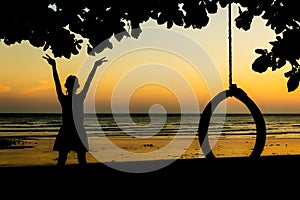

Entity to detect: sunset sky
[1,5,299,114]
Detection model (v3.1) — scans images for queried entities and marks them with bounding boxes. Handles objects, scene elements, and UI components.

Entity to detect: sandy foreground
[1,136,300,167]
[2,136,300,196]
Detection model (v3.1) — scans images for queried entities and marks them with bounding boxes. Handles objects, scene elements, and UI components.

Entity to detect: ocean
[1,113,300,140]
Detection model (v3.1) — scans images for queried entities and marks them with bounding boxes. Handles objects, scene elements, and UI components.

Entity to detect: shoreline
[1,135,300,167]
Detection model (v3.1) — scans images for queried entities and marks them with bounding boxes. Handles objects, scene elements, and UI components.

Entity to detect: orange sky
[0,5,299,113]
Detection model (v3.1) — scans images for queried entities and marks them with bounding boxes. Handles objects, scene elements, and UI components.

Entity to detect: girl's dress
[53,93,88,152]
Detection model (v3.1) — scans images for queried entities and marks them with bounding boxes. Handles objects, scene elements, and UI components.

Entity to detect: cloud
[0,84,11,93]
[21,80,53,95]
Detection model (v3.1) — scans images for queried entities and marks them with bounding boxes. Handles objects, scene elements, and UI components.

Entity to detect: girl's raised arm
[43,54,64,101]
[80,57,108,99]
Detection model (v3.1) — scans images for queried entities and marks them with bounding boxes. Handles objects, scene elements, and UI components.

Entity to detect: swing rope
[198,3,267,159]
[228,3,233,88]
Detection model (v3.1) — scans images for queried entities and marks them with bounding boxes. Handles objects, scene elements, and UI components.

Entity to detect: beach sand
[1,136,300,196]
[1,136,300,167]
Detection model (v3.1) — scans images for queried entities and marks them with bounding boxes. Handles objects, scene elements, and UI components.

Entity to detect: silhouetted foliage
[0,0,299,91]
[230,0,299,91]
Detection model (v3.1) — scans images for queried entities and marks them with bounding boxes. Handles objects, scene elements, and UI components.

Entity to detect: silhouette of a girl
[43,54,108,166]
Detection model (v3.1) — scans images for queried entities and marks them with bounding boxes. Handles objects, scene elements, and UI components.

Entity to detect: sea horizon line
[1,112,300,115]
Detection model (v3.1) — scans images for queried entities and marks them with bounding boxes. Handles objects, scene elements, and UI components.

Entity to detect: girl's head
[64,75,80,94]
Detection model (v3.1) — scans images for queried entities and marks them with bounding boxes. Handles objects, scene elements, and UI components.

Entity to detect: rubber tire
[198,87,266,159]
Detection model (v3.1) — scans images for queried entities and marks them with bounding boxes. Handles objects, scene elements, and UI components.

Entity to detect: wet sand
[1,136,300,167]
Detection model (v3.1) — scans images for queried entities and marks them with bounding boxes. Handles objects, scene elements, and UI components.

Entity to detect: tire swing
[198,3,266,159]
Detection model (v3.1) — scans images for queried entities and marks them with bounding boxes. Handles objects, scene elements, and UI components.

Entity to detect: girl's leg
[77,151,87,166]
[57,151,68,166]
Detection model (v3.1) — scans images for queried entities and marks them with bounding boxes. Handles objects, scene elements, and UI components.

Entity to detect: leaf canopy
[1,0,299,91]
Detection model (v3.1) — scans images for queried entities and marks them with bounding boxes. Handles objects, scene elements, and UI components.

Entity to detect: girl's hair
[64,75,80,93]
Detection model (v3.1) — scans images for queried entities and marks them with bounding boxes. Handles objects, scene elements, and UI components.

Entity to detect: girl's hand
[94,57,108,68]
[42,54,56,67]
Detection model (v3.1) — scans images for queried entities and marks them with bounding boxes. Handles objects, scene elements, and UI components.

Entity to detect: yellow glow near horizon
[90,48,210,113]
[129,84,181,113]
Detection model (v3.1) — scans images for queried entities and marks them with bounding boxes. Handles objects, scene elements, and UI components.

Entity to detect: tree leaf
[252,55,270,73]
[43,43,50,51]
[255,49,266,55]
[205,1,218,14]
[287,74,300,92]
[277,59,286,69]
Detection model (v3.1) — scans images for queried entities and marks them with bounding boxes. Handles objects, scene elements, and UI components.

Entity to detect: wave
[1,113,300,139]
